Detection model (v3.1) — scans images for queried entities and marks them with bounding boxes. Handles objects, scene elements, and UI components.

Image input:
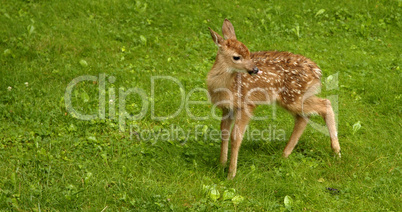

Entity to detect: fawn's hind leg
[300,97,341,157]
[283,115,309,157]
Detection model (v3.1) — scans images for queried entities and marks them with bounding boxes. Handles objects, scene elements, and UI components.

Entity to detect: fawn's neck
[207,54,237,91]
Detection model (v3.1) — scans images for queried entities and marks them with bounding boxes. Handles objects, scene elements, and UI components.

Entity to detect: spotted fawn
[207,19,341,179]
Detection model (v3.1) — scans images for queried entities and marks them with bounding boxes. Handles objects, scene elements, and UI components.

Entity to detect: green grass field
[0,0,401,211]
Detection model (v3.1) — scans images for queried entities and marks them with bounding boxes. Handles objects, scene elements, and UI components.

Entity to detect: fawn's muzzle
[248,67,259,75]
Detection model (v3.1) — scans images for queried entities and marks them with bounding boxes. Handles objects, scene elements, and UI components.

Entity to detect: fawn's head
[209,19,259,75]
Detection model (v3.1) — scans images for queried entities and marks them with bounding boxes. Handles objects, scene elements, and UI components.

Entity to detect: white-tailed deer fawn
[207,19,341,179]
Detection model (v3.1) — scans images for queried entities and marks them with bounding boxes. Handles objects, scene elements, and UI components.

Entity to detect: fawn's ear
[209,27,224,47]
[222,19,237,40]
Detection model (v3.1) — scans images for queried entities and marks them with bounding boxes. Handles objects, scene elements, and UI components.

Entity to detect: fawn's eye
[233,56,241,61]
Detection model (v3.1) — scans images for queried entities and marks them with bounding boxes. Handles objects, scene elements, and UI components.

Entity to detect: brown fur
[207,19,341,179]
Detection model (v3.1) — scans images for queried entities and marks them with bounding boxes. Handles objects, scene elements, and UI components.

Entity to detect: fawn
[207,19,341,179]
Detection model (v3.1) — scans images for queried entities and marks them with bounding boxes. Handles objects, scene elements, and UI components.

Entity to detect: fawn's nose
[247,67,259,75]
[252,67,259,75]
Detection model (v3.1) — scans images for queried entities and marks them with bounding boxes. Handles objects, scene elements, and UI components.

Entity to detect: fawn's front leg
[227,108,253,179]
[220,108,234,166]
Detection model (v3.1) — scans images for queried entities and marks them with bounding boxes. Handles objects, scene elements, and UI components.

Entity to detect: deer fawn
[207,19,341,179]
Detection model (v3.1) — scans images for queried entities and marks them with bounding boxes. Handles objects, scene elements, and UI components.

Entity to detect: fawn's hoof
[336,150,342,158]
[227,173,235,180]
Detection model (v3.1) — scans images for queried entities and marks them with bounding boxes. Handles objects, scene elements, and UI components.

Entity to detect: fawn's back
[207,43,323,111]
[243,51,322,109]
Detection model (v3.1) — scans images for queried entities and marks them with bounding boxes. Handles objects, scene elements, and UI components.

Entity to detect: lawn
[0,0,401,211]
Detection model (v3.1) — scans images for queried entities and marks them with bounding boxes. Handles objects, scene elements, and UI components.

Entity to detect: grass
[0,0,401,211]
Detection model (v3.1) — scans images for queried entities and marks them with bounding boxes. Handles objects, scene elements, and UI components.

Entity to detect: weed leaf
[352,121,362,134]
[284,195,293,210]
[315,9,326,17]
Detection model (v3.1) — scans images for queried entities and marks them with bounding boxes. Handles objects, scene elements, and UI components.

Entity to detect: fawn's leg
[283,115,309,157]
[302,97,341,157]
[220,108,234,166]
[321,99,341,157]
[227,108,253,179]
